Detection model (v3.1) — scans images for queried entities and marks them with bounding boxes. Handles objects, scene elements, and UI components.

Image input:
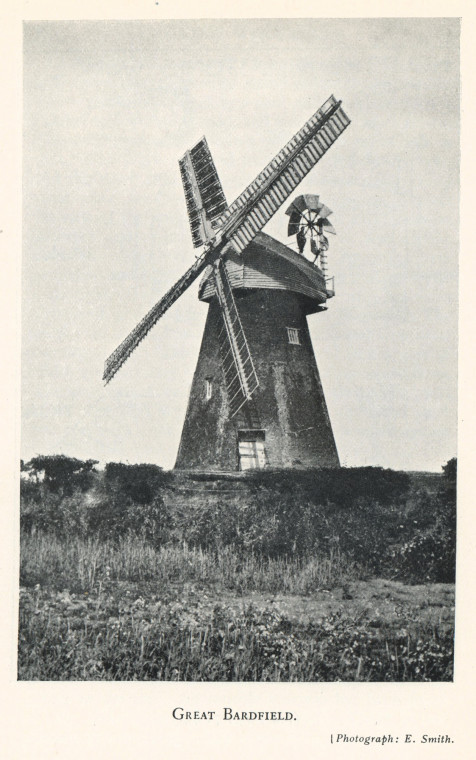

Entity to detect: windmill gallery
[104,95,351,471]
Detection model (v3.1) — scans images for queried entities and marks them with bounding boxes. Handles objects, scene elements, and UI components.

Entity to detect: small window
[287,327,300,345]
[238,430,267,470]
[205,379,213,400]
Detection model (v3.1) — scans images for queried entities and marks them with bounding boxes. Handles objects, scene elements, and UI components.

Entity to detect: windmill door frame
[238,430,267,470]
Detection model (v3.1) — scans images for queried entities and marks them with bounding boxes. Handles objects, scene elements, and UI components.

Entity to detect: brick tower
[175,232,339,471]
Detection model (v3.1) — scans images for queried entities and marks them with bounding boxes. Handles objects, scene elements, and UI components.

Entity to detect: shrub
[173,471,412,565]
[386,460,456,583]
[87,492,172,546]
[20,489,92,538]
[104,462,172,505]
[246,467,411,508]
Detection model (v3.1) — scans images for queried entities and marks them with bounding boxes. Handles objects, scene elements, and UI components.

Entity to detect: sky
[22,18,460,472]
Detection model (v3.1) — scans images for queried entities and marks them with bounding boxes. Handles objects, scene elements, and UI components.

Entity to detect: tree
[24,455,98,494]
[442,457,457,488]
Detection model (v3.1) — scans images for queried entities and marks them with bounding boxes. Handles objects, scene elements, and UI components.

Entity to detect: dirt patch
[198,579,455,632]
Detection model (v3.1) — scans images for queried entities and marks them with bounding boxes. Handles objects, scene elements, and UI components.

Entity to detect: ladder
[214,259,259,417]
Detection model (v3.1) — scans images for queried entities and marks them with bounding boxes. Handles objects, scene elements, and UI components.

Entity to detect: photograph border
[2,1,473,757]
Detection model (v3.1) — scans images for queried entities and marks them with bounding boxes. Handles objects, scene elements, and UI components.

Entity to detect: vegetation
[18,457,456,681]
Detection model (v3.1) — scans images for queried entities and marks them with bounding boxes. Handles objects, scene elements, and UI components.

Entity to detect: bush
[386,459,456,583]
[20,489,92,538]
[172,464,454,583]
[173,468,412,563]
[86,491,172,546]
[246,466,411,508]
[104,462,171,505]
[20,478,172,548]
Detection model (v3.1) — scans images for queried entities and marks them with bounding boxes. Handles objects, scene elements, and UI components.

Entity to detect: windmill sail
[216,95,350,253]
[214,259,259,417]
[103,248,213,384]
[179,137,228,248]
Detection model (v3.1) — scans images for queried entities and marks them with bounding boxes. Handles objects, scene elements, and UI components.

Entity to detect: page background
[2,2,472,757]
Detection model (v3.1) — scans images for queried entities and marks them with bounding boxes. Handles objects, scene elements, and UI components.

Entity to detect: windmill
[103,95,350,471]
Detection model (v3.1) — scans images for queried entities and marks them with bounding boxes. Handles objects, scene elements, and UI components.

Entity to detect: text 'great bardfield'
[172,707,296,721]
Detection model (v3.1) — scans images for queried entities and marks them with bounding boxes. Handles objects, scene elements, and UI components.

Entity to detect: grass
[20,532,357,595]
[18,532,454,682]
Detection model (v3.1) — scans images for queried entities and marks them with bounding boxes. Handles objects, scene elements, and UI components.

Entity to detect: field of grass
[19,533,454,681]
[18,460,456,681]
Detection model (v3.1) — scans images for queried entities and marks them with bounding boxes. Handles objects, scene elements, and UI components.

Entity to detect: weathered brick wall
[175,302,238,470]
[175,288,339,471]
